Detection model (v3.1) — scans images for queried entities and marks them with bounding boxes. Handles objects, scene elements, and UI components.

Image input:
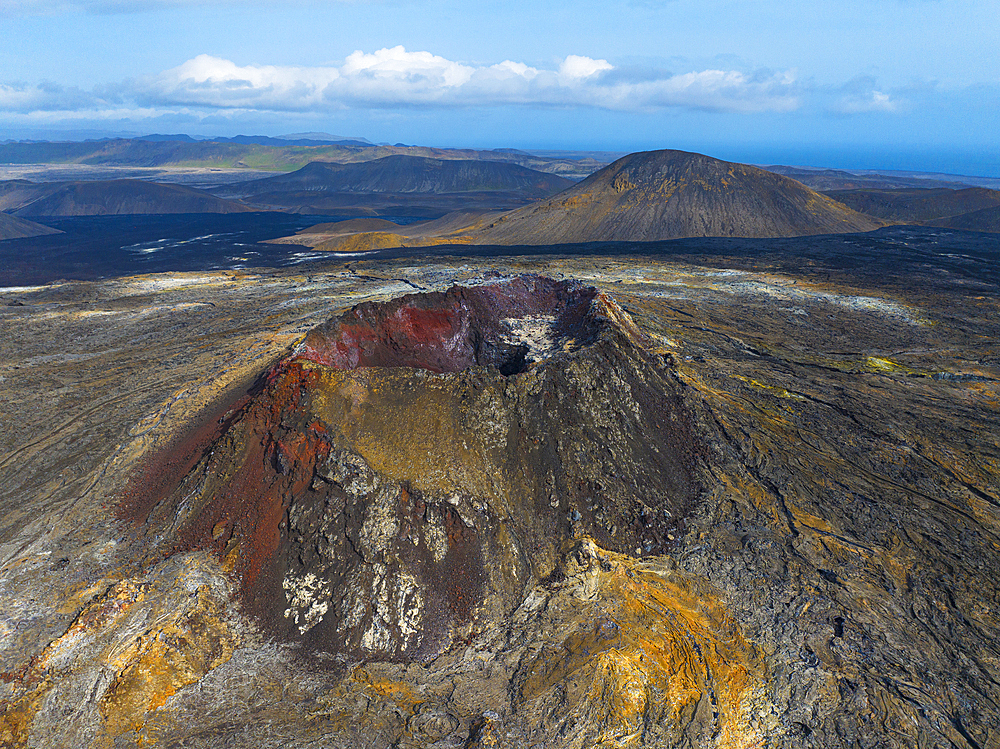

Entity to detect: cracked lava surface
[1,252,998,748]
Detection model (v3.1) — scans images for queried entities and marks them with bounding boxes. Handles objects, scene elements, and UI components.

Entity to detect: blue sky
[1,0,998,174]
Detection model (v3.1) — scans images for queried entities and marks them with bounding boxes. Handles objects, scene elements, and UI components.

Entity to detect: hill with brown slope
[298,218,408,235]
[266,218,420,249]
[0,212,60,240]
[0,180,55,213]
[232,155,574,198]
[471,150,885,244]
[930,204,1000,233]
[267,210,503,251]
[824,187,1000,222]
[11,179,252,217]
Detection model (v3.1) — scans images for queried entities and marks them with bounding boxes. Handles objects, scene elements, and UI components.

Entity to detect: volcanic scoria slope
[472,149,884,242]
[0,257,998,748]
[123,276,702,663]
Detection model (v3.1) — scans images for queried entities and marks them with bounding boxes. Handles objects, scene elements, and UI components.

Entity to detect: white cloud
[0,81,104,112]
[0,83,49,111]
[0,105,172,123]
[0,47,838,121]
[124,48,800,114]
[831,76,905,113]
[342,46,474,87]
[143,54,340,110]
[490,60,538,79]
[834,89,901,113]
[559,55,614,81]
[613,69,801,113]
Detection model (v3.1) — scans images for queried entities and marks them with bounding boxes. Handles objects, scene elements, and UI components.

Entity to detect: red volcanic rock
[123,360,333,599]
[293,275,599,374]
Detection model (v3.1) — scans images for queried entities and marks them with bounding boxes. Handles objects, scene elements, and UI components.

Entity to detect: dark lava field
[0,213,427,286]
[1,211,996,289]
[0,223,998,748]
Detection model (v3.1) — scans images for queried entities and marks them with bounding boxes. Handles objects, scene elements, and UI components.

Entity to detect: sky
[1,0,998,174]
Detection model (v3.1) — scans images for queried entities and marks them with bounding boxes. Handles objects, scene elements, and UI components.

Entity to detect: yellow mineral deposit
[1,560,235,746]
[520,540,765,749]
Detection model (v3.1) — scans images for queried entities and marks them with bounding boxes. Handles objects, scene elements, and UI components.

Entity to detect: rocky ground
[1,245,998,748]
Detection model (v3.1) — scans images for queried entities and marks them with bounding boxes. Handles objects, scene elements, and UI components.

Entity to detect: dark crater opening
[294,275,600,375]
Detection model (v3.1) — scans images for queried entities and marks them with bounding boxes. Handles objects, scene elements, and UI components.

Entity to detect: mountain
[10,179,251,217]
[233,155,575,197]
[136,134,199,143]
[224,155,577,216]
[930,204,1000,233]
[0,179,55,213]
[0,138,355,170]
[125,277,699,662]
[0,212,61,240]
[471,149,884,244]
[823,187,1000,223]
[209,135,372,148]
[269,150,891,252]
[0,138,606,180]
[134,133,372,147]
[762,165,970,190]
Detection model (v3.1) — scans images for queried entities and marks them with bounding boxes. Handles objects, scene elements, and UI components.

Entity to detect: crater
[293,275,600,375]
[122,275,705,663]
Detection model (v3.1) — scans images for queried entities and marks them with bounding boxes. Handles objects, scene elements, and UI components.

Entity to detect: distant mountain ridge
[762,165,972,190]
[233,156,574,197]
[279,132,372,143]
[0,138,606,181]
[207,135,371,148]
[824,187,1000,223]
[2,179,251,217]
[132,134,374,147]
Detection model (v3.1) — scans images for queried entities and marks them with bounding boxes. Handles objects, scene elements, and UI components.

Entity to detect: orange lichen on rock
[0,579,147,747]
[0,664,47,749]
[0,569,236,747]
[99,586,234,737]
[352,667,422,710]
[520,540,764,748]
